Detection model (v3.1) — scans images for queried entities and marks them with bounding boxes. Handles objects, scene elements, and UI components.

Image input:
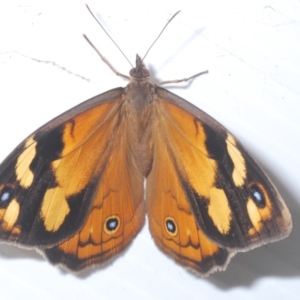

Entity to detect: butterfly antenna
[86,4,133,68]
[141,11,181,64]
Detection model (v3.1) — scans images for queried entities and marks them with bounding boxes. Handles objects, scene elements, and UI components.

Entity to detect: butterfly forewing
[0,90,132,245]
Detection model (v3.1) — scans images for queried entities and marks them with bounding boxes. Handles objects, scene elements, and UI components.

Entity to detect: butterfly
[0,11,292,277]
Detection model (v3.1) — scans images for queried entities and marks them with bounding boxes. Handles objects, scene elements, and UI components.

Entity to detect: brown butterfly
[0,9,292,276]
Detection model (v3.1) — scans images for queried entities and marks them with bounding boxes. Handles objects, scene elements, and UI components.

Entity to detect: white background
[0,0,299,299]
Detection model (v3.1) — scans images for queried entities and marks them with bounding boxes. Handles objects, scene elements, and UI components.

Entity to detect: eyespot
[164,217,178,237]
[249,182,266,208]
[0,185,14,207]
[103,215,120,235]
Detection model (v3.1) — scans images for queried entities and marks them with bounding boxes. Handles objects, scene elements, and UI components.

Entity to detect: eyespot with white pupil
[249,183,266,208]
[165,217,178,237]
[0,186,14,206]
[104,215,120,235]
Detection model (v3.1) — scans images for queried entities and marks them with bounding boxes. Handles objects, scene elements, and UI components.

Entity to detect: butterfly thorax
[124,56,155,177]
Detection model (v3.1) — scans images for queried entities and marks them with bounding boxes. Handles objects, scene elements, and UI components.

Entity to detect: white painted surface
[0,0,299,299]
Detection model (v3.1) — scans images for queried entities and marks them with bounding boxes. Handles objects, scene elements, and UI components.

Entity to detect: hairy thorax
[123,79,155,177]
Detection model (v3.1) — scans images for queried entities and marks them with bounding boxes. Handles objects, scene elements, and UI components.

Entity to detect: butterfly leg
[158,70,208,85]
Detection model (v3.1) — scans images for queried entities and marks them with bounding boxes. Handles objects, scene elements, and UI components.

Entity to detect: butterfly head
[129,55,150,80]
